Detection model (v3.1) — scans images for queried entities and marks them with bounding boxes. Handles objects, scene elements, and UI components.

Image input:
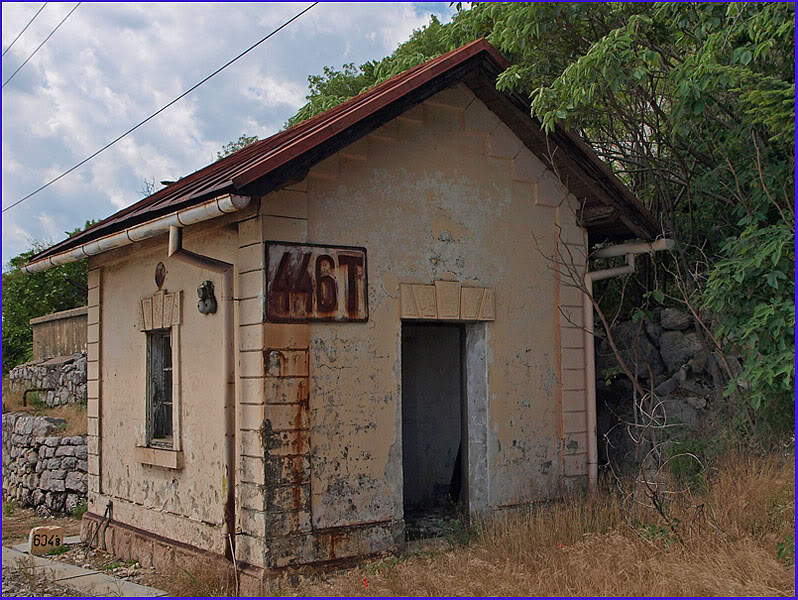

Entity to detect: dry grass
[2,376,26,410]
[2,376,87,436]
[151,557,237,597]
[3,555,75,596]
[289,452,795,597]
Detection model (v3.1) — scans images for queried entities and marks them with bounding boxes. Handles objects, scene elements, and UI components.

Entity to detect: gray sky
[1,2,455,266]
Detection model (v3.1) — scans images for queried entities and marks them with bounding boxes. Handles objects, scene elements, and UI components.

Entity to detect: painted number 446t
[266,243,368,322]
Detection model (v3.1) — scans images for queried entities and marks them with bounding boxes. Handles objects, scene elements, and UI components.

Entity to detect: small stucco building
[25,40,659,587]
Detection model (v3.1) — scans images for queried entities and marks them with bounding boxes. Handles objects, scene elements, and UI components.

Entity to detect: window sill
[135,445,184,469]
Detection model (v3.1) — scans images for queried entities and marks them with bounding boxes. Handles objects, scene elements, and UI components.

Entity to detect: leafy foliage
[2,221,97,373]
[458,2,795,434]
[285,15,450,128]
[777,534,795,566]
[283,3,794,434]
[704,223,794,428]
[216,134,259,160]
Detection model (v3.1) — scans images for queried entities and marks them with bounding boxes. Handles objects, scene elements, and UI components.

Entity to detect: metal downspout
[583,238,676,490]
[167,225,237,559]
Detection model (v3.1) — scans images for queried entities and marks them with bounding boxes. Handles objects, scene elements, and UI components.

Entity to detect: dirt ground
[1,503,82,545]
[1,503,166,591]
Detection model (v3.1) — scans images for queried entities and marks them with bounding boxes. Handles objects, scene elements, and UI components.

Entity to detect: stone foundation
[8,353,88,408]
[81,512,272,596]
[79,511,404,595]
[2,413,88,513]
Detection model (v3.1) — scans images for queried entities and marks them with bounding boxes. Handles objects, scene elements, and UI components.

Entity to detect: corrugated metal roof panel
[32,39,657,262]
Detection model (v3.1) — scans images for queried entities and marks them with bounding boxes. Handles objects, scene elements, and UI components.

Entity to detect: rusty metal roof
[34,39,658,262]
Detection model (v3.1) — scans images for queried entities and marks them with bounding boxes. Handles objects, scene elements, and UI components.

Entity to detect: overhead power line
[2,2,48,58]
[2,1,319,214]
[2,2,80,88]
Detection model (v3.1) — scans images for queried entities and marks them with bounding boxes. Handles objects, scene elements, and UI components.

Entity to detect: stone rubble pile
[2,413,88,513]
[595,307,735,463]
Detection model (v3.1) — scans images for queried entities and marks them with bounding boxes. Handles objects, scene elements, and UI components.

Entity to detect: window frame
[138,290,182,461]
[146,327,174,449]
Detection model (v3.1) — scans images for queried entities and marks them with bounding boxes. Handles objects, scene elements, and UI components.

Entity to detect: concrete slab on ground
[2,546,167,597]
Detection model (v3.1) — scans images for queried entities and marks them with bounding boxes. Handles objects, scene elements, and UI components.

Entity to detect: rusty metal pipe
[583,238,676,490]
[167,225,237,560]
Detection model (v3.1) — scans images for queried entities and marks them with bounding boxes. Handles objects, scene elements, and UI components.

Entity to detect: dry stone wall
[8,353,87,408]
[2,413,88,513]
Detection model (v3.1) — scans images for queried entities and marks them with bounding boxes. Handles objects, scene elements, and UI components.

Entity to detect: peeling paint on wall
[89,82,589,568]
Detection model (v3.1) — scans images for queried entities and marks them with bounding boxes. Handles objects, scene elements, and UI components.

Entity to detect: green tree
[517,2,795,433]
[2,221,97,373]
[216,134,259,160]
[286,3,794,435]
[285,15,451,128]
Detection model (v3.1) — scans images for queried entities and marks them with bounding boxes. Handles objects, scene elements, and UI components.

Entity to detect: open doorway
[401,323,465,540]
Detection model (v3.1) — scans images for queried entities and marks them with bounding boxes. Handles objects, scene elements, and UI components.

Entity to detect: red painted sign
[265,242,368,322]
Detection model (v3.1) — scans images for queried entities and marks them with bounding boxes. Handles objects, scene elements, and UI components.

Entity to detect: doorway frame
[399,320,490,522]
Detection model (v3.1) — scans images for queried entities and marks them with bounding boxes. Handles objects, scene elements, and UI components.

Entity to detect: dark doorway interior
[401,323,464,540]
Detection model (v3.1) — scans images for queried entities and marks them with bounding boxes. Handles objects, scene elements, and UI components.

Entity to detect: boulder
[24,449,38,465]
[659,330,701,373]
[49,479,65,493]
[65,494,82,513]
[644,319,664,346]
[597,321,666,381]
[685,396,708,410]
[660,308,691,330]
[689,348,709,375]
[65,471,87,493]
[661,397,700,431]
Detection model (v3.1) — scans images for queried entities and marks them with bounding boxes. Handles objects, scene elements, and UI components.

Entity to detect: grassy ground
[287,451,794,597]
[1,502,83,544]
[2,376,87,436]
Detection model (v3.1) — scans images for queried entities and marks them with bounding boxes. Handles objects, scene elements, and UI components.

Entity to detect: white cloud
[36,213,61,243]
[1,2,455,265]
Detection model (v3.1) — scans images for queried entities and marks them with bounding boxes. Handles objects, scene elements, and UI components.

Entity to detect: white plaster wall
[91,220,239,554]
[302,83,585,529]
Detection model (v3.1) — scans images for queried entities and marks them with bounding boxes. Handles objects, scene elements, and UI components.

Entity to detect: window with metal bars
[147,329,173,446]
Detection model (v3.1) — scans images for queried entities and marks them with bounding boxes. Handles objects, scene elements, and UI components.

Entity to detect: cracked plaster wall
[88,217,243,556]
[304,82,587,531]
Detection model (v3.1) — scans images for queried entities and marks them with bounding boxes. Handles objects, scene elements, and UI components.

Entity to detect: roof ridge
[34,40,499,256]
[30,38,655,264]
